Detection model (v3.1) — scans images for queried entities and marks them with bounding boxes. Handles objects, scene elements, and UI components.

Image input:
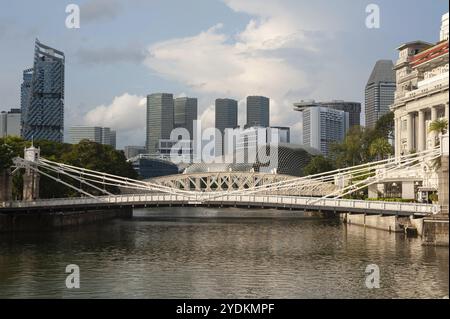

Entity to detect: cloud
[80,0,123,23]
[83,93,146,147]
[76,45,146,65]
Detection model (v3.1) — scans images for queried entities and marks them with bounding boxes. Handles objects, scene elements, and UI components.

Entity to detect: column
[445,102,449,121]
[395,117,401,158]
[430,106,438,147]
[418,110,425,152]
[406,113,414,153]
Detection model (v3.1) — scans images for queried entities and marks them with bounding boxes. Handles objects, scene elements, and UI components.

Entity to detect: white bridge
[0,146,443,216]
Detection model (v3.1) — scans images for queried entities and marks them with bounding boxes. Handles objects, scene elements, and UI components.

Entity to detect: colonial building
[369,12,449,201]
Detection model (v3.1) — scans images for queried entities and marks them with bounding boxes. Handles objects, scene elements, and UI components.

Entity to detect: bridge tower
[23,145,40,201]
[0,168,13,202]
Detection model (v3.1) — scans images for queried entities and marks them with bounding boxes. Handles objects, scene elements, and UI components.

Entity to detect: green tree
[428,118,448,146]
[369,137,393,160]
[374,111,395,140]
[303,155,335,176]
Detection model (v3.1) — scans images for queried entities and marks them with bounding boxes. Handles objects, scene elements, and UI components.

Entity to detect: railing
[2,193,439,215]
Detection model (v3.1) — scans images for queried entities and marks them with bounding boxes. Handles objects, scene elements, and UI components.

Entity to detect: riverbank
[0,207,132,232]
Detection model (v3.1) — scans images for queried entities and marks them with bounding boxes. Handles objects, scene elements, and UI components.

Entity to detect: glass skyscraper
[21,39,65,142]
[215,98,238,156]
[365,60,396,129]
[246,96,270,128]
[146,93,174,154]
[174,97,198,139]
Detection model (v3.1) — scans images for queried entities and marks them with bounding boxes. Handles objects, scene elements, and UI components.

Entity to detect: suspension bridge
[0,145,443,217]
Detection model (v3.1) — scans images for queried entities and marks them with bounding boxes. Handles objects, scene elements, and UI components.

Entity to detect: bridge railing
[1,193,439,215]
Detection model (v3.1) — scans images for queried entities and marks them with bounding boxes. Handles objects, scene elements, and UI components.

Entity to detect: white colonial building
[370,12,449,201]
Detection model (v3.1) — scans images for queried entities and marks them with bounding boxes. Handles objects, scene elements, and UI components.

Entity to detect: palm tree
[428,118,448,146]
[369,137,393,160]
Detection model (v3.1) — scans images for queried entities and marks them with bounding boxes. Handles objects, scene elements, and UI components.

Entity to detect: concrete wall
[344,213,402,232]
[410,217,424,236]
[423,218,449,246]
[438,155,449,215]
[0,169,12,202]
[0,208,132,232]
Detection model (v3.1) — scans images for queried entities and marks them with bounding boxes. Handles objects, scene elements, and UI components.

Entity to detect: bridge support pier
[0,169,13,202]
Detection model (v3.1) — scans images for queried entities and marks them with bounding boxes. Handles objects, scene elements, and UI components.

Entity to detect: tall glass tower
[174,97,198,139]
[246,96,269,128]
[146,93,174,154]
[365,60,396,129]
[21,39,65,142]
[215,98,238,156]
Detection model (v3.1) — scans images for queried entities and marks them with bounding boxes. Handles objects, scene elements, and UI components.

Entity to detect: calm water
[0,207,448,299]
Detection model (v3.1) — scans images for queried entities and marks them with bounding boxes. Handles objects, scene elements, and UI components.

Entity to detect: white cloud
[83,93,146,147]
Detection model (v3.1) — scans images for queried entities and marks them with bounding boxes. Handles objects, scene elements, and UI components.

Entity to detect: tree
[369,137,393,160]
[303,155,335,176]
[428,118,448,146]
[374,111,394,140]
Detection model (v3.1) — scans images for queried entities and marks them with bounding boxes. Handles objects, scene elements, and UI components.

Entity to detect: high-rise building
[365,60,396,129]
[300,106,349,156]
[0,109,21,138]
[174,97,197,139]
[215,98,238,156]
[21,39,65,142]
[69,126,116,149]
[146,93,174,154]
[294,100,361,128]
[246,96,270,128]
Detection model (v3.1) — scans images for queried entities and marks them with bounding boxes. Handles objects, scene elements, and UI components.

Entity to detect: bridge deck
[0,194,439,216]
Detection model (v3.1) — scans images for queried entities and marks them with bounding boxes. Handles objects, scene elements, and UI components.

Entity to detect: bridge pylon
[22,146,40,201]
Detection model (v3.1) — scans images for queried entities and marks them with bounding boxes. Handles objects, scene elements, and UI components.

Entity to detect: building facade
[146,93,174,154]
[21,39,65,142]
[69,126,117,149]
[215,98,238,156]
[365,60,396,129]
[124,146,147,159]
[301,106,349,157]
[174,97,197,139]
[294,100,361,128]
[246,96,270,128]
[0,108,21,138]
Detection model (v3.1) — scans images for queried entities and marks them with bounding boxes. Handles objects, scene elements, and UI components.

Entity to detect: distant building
[124,146,147,159]
[129,157,179,179]
[21,39,65,142]
[300,106,349,156]
[174,97,197,139]
[215,98,238,156]
[69,126,116,149]
[294,100,361,128]
[246,96,270,128]
[365,60,396,129]
[0,108,21,138]
[146,93,174,154]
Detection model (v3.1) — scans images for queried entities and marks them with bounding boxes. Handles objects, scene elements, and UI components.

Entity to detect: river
[0,207,448,298]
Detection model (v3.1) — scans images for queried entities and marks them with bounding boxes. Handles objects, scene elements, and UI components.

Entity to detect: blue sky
[0,0,448,148]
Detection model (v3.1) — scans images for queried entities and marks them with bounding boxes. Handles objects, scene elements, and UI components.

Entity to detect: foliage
[303,155,335,176]
[369,137,393,160]
[0,137,137,199]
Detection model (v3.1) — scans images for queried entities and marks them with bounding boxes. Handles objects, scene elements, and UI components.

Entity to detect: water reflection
[0,207,448,298]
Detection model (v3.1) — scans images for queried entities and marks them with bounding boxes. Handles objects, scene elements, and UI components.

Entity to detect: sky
[0,0,448,148]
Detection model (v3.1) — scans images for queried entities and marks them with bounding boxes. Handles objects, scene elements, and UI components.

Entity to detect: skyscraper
[0,109,21,138]
[246,96,270,128]
[21,39,65,142]
[215,98,238,156]
[69,126,117,149]
[365,60,396,129]
[294,100,361,128]
[174,97,198,139]
[146,93,174,153]
[301,106,349,157]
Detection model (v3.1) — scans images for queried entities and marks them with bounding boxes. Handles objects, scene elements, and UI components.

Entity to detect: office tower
[269,126,290,143]
[215,98,238,156]
[21,39,65,142]
[174,97,198,138]
[294,100,361,128]
[246,96,270,128]
[69,126,116,149]
[365,60,396,129]
[146,93,174,154]
[124,146,147,159]
[301,107,349,156]
[0,109,22,138]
